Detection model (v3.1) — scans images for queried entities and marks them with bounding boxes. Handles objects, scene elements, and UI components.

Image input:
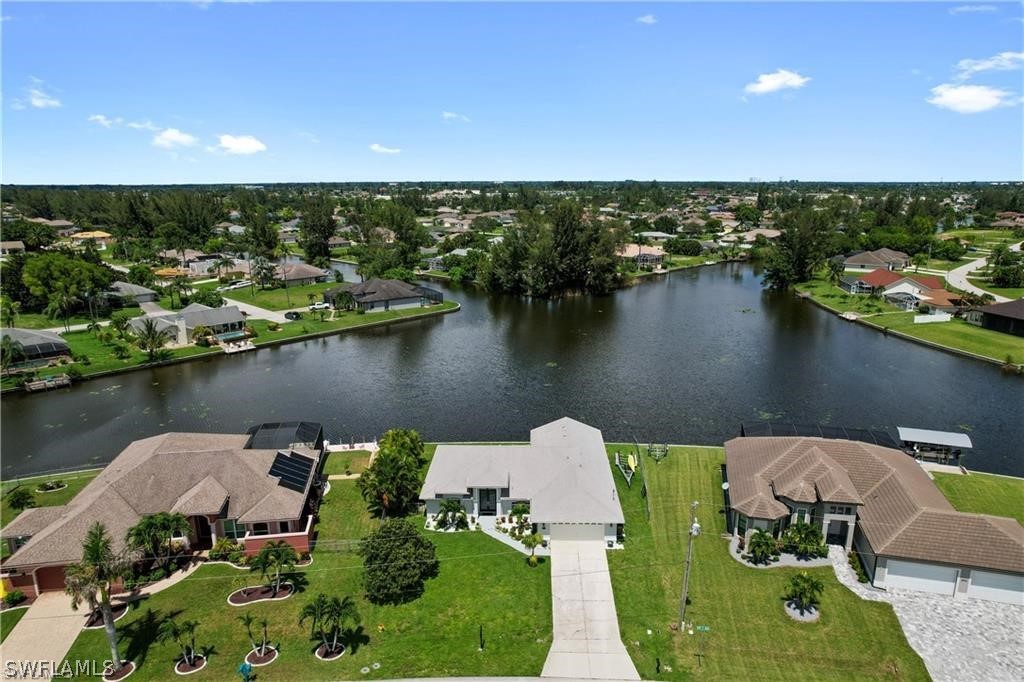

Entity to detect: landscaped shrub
[37,480,65,492]
[848,550,870,583]
[360,518,438,605]
[510,502,529,519]
[782,522,826,559]
[210,537,242,562]
[66,366,83,380]
[435,499,469,531]
[3,590,26,607]
[267,322,281,332]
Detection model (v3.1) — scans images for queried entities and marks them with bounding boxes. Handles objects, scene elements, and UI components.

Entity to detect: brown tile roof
[726,437,1024,573]
[978,299,1024,322]
[1,432,322,569]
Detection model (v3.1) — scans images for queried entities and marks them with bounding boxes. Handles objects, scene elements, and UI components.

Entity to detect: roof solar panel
[268,450,314,493]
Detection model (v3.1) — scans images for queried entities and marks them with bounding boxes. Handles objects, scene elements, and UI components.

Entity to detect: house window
[251,522,270,536]
[828,505,837,514]
[737,514,747,535]
[771,519,782,537]
[796,508,808,523]
[223,519,245,540]
[279,521,290,534]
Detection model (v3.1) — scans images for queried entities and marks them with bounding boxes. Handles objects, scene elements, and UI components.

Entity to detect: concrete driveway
[1,592,85,679]
[221,296,289,324]
[541,541,639,680]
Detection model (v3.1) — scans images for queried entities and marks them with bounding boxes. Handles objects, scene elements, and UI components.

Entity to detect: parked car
[216,279,251,292]
[309,301,330,311]
[284,311,302,321]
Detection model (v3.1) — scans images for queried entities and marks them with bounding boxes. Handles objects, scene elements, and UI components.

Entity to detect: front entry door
[479,489,497,516]
[195,517,213,548]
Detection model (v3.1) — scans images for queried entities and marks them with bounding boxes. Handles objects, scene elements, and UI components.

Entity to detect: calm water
[2,263,1022,477]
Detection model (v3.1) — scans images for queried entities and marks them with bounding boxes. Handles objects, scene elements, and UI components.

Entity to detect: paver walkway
[829,546,1024,682]
[541,540,639,680]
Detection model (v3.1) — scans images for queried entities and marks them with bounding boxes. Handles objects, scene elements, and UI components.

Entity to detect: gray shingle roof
[110,281,157,297]
[420,417,625,525]
[347,278,422,303]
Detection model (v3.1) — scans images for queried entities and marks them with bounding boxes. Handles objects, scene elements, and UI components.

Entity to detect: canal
[2,263,1021,477]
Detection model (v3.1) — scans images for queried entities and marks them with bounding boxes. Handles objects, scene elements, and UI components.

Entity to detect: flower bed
[227,583,294,606]
[84,603,129,629]
[174,655,207,675]
[245,646,278,666]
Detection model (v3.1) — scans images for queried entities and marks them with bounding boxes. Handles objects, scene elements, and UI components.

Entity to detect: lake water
[2,263,1021,477]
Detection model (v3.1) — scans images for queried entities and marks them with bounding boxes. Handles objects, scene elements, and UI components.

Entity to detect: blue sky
[2,2,1023,183]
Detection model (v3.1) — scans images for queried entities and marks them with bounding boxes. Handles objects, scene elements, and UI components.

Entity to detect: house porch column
[844,520,855,552]
[206,515,218,545]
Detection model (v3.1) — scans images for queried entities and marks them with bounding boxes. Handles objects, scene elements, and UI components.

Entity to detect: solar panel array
[739,422,899,449]
[268,450,315,493]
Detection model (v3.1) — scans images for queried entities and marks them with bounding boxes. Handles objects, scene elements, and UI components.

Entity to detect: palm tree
[259,617,271,656]
[127,512,190,569]
[64,523,132,675]
[826,258,844,287]
[911,252,928,273]
[109,314,132,340]
[299,593,331,647]
[322,595,359,656]
[523,533,543,567]
[45,290,80,332]
[250,540,298,595]
[167,275,191,310]
[86,319,103,336]
[0,296,21,327]
[214,256,237,278]
[1,336,26,374]
[191,325,209,344]
[135,317,170,362]
[786,571,824,613]
[746,529,776,565]
[158,617,200,667]
[238,613,259,653]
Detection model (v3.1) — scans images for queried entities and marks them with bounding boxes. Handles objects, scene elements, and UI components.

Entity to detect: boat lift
[896,427,973,466]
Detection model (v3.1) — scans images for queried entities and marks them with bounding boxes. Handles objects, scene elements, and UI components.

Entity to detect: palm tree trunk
[331,627,339,654]
[100,598,123,672]
[274,565,280,595]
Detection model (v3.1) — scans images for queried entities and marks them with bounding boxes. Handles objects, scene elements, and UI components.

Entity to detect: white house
[420,418,625,548]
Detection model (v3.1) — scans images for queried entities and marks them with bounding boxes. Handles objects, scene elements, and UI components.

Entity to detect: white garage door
[968,570,1024,606]
[549,524,604,543]
[885,560,958,595]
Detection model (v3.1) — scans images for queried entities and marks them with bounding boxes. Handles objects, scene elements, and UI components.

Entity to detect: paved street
[945,241,1022,304]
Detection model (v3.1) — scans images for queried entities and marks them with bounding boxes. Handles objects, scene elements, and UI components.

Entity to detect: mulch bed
[85,603,129,628]
[315,643,345,660]
[35,483,68,493]
[103,661,135,681]
[175,656,207,675]
[227,583,294,605]
[245,647,278,666]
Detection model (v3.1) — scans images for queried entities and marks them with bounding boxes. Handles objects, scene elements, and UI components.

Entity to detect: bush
[4,590,26,607]
[210,537,242,562]
[360,519,438,605]
[38,480,64,491]
[849,550,870,583]
[510,502,529,519]
[6,487,35,511]
[267,322,281,332]
[66,366,83,380]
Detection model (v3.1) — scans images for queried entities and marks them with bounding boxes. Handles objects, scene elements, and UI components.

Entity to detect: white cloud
[949,5,998,14]
[369,143,401,155]
[927,83,1015,113]
[954,51,1024,80]
[743,69,811,95]
[127,120,160,131]
[152,128,199,148]
[216,134,267,155]
[295,131,320,144]
[11,78,62,109]
[635,14,657,25]
[88,114,122,128]
[441,111,471,123]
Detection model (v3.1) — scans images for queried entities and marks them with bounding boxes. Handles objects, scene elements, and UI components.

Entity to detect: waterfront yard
[870,314,1024,364]
[222,281,342,311]
[933,472,1024,526]
[1,470,101,528]
[795,277,898,315]
[323,450,371,477]
[248,301,458,343]
[606,445,929,681]
[966,277,1024,301]
[62,476,552,680]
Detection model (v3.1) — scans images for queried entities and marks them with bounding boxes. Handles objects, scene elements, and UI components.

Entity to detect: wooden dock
[23,374,72,392]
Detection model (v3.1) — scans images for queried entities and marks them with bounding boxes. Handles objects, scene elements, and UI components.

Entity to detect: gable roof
[110,281,157,298]
[726,437,1024,573]
[275,262,328,281]
[420,417,624,525]
[1,430,323,569]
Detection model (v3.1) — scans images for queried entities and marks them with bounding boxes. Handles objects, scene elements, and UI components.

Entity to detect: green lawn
[323,450,372,477]
[1,470,101,529]
[922,257,972,271]
[606,445,928,681]
[247,301,458,344]
[942,229,1019,247]
[1,330,221,389]
[966,277,1024,301]
[1,607,28,642]
[872,314,1024,364]
[932,473,1024,526]
[222,282,342,311]
[795,278,900,315]
[5,312,103,330]
[63,474,552,679]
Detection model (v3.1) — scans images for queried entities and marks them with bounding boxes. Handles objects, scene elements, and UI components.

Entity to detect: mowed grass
[606,446,928,681]
[932,472,1024,526]
[323,450,371,476]
[62,471,552,679]
[1,607,28,642]
[966,277,1024,301]
[247,301,458,344]
[222,282,341,311]
[872,314,1024,364]
[1,470,101,529]
[795,277,899,315]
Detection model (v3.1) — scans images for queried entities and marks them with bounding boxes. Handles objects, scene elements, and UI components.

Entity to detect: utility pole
[678,500,701,630]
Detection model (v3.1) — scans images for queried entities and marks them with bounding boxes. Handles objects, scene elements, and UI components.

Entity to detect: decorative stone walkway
[828,546,1024,682]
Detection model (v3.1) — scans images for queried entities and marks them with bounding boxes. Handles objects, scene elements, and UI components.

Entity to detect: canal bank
[3,263,1021,478]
